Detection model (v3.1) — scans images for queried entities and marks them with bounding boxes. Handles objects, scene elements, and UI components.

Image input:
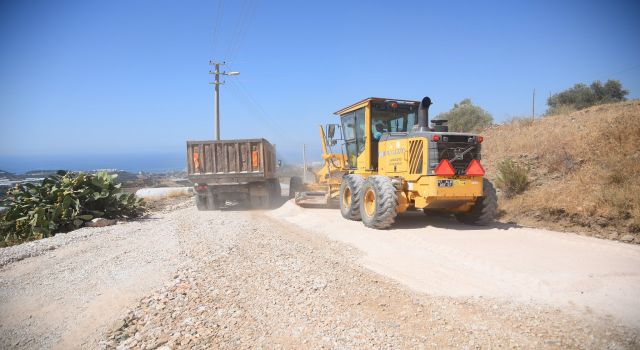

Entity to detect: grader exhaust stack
[414,96,432,132]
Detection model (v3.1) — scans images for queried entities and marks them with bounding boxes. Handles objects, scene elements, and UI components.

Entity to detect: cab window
[371,102,417,139]
[340,107,366,168]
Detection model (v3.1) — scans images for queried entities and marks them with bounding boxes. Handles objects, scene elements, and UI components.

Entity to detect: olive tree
[434,99,493,133]
[547,79,628,115]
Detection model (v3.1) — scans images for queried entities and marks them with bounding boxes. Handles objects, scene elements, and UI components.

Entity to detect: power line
[229,0,258,61]
[606,63,640,78]
[223,1,245,59]
[228,78,309,153]
[227,78,284,136]
[210,0,225,57]
[224,0,258,61]
[225,80,307,164]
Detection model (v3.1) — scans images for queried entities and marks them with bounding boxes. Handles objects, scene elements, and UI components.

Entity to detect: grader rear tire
[455,178,498,225]
[359,176,397,229]
[339,174,365,220]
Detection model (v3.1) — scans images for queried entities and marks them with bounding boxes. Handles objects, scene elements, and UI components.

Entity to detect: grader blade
[294,190,330,206]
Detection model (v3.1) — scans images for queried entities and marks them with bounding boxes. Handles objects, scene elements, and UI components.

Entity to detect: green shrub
[495,159,530,198]
[434,99,493,133]
[0,171,144,246]
[546,79,628,115]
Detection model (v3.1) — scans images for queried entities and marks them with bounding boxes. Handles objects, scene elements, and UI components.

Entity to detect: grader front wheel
[340,174,365,220]
[359,176,398,229]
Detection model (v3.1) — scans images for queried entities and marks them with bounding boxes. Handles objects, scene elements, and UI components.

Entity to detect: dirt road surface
[1,199,639,349]
[270,201,640,328]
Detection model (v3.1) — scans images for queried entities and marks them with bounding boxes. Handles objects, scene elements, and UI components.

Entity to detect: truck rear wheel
[289,176,303,199]
[269,179,281,207]
[359,176,397,229]
[250,193,270,209]
[249,183,270,209]
[206,192,218,210]
[196,191,218,210]
[195,194,207,210]
[270,179,281,199]
[455,178,498,225]
[340,174,365,220]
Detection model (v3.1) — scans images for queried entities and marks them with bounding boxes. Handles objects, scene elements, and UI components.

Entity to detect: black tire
[195,194,207,211]
[269,179,281,207]
[289,176,303,199]
[250,183,271,209]
[250,194,269,209]
[339,174,365,220]
[455,178,498,225]
[271,179,282,201]
[359,176,398,229]
[206,192,218,210]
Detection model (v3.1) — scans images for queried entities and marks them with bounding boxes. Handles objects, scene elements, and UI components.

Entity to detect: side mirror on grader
[294,96,497,230]
[326,124,340,146]
[327,124,336,139]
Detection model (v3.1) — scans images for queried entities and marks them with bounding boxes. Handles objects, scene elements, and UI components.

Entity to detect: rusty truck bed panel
[186,139,277,184]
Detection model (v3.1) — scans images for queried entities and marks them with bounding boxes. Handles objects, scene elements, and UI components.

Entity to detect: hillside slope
[482,101,640,242]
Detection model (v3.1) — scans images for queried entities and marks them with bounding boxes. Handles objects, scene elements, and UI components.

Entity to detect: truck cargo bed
[187,139,277,184]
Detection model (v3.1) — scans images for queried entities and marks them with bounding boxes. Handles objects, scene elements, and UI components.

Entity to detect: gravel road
[1,199,639,349]
[270,201,640,328]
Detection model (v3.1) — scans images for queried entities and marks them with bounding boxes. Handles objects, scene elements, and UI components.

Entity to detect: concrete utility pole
[532,88,536,121]
[302,144,307,183]
[209,61,240,140]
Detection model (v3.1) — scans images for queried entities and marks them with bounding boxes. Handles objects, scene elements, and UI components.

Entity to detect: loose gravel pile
[102,206,639,349]
[0,201,191,349]
[0,224,120,268]
[0,199,192,269]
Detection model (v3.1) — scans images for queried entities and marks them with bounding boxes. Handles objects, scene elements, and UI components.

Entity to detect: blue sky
[1,0,639,167]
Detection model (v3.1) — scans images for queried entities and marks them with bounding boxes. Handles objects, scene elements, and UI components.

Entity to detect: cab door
[340,107,366,169]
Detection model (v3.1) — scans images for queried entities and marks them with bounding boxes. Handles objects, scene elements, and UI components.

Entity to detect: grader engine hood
[379,131,485,177]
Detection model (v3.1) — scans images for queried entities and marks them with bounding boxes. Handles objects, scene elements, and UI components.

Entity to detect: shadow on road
[195,194,520,231]
[210,195,294,211]
[392,211,521,231]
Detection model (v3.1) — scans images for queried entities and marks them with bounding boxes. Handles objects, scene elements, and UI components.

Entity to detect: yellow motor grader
[294,96,497,229]
[291,125,348,206]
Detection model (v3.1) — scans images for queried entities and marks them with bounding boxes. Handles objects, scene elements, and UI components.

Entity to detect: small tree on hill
[547,79,628,115]
[434,99,493,133]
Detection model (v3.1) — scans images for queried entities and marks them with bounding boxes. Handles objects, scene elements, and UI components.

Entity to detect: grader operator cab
[294,96,497,229]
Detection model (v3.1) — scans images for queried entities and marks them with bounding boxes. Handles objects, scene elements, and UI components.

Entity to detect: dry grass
[481,101,640,240]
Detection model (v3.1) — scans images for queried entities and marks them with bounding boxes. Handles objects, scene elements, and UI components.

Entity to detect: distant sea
[0,154,187,174]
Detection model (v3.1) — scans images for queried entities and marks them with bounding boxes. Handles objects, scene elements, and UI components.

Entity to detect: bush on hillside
[434,99,493,133]
[494,159,530,198]
[0,171,144,246]
[547,79,628,115]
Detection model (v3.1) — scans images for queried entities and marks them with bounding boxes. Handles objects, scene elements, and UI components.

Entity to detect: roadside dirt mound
[481,101,640,242]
